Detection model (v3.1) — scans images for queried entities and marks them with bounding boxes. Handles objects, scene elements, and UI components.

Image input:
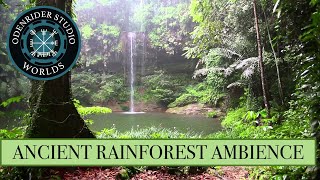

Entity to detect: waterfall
[123,32,144,114]
[128,32,135,112]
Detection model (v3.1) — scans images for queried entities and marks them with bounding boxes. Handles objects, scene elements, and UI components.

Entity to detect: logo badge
[7,6,81,80]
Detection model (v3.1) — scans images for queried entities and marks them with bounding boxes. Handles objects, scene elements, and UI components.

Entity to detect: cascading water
[128,32,135,112]
[122,32,144,114]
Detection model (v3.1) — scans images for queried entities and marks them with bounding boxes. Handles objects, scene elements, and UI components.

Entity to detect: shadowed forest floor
[50,167,248,180]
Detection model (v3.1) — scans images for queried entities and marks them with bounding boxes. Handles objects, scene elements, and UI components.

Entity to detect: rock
[107,101,165,112]
[116,169,129,180]
[166,103,224,116]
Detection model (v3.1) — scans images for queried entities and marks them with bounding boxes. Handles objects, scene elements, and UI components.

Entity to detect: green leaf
[273,0,281,13]
[0,96,24,108]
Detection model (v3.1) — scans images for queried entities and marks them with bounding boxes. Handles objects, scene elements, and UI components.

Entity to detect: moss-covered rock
[116,169,129,180]
[166,103,224,117]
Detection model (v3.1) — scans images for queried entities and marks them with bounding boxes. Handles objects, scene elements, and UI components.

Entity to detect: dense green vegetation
[0,0,320,179]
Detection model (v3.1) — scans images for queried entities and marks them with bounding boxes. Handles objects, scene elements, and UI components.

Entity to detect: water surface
[87,112,222,135]
[0,112,222,136]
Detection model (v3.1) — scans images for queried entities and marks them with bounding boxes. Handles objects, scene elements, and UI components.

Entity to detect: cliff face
[119,32,196,77]
[103,32,197,85]
[108,51,197,76]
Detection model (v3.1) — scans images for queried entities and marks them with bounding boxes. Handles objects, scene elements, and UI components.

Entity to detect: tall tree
[262,8,284,105]
[26,0,94,138]
[253,0,270,117]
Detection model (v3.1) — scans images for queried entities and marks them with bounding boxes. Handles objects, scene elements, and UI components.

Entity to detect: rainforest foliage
[0,0,320,179]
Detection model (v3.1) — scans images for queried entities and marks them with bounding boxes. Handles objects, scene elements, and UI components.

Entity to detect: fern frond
[193,67,226,78]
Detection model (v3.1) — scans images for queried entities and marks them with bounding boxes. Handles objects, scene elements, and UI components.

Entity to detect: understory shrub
[207,111,217,118]
[0,96,24,108]
[207,105,313,179]
[77,106,112,116]
[168,83,225,108]
[142,70,191,106]
[208,106,311,139]
[0,126,25,138]
[72,72,128,105]
[247,166,310,180]
[0,110,26,120]
[74,99,112,116]
[167,93,197,108]
[96,126,202,139]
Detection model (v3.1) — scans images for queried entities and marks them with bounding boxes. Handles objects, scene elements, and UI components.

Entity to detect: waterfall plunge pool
[87,112,222,136]
[0,112,222,136]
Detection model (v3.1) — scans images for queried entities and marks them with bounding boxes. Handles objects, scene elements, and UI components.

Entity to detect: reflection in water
[122,112,145,115]
[0,112,222,136]
[88,112,222,136]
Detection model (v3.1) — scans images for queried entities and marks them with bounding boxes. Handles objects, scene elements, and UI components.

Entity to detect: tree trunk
[263,9,284,106]
[26,0,94,138]
[253,0,271,117]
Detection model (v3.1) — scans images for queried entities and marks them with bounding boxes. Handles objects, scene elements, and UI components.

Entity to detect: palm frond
[193,67,226,78]
[226,57,258,79]
[235,57,258,70]
[227,81,245,89]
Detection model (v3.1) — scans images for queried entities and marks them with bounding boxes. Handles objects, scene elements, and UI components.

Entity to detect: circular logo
[7,6,81,80]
